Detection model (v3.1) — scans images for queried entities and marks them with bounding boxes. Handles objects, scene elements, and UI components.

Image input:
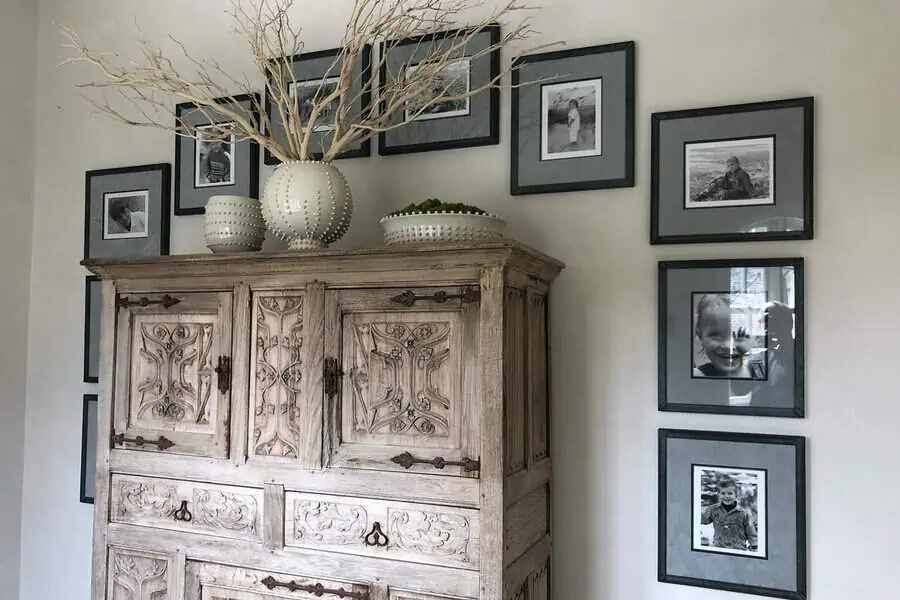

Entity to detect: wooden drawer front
[325,287,481,477]
[390,591,476,600]
[111,474,263,542]
[186,561,369,600]
[284,491,480,570]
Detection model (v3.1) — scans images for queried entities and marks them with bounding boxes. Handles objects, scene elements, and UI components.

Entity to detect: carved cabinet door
[106,546,177,600]
[112,291,233,458]
[324,286,481,477]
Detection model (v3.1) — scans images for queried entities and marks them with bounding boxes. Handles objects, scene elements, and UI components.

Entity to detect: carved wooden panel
[114,291,232,458]
[108,547,172,600]
[249,293,306,459]
[504,287,527,476]
[186,562,370,600]
[530,562,550,600]
[528,292,549,463]
[285,491,480,570]
[111,474,263,542]
[504,485,549,566]
[326,287,480,476]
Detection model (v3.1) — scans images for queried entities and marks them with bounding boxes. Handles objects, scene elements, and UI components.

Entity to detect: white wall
[0,0,36,595]
[20,0,900,598]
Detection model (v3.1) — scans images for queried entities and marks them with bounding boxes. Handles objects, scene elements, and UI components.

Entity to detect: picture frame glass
[84,276,100,383]
[80,395,98,504]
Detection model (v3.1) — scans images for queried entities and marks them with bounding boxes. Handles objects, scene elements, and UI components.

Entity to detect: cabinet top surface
[81,239,565,282]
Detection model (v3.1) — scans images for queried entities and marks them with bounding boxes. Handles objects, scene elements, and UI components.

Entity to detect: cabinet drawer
[284,491,480,570]
[186,561,369,600]
[111,474,263,542]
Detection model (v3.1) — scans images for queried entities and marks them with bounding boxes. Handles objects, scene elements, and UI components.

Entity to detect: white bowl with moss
[380,200,506,245]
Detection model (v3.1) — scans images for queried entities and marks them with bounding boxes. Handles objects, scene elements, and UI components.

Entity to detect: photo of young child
[693,465,766,558]
[540,78,603,161]
[692,293,768,381]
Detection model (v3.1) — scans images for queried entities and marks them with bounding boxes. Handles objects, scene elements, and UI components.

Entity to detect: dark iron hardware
[363,522,389,547]
[117,295,181,309]
[390,287,480,307]
[111,432,176,451]
[323,357,344,399]
[390,451,481,473]
[260,576,369,599]
[214,356,232,394]
[172,500,192,522]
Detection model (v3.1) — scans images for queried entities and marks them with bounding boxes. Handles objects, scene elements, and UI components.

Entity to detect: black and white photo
[651,97,813,244]
[403,58,471,122]
[103,190,148,239]
[194,124,235,187]
[686,137,774,208]
[290,76,341,132]
[541,78,602,160]
[659,258,804,417]
[693,465,767,558]
[659,429,806,599]
[692,292,768,382]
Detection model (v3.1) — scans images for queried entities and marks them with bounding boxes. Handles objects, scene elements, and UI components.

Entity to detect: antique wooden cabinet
[83,241,563,600]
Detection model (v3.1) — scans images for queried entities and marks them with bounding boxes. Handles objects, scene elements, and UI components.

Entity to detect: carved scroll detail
[111,552,168,600]
[194,489,259,534]
[116,480,179,520]
[349,321,452,438]
[294,500,368,545]
[133,321,215,428]
[253,296,304,458]
[388,509,471,562]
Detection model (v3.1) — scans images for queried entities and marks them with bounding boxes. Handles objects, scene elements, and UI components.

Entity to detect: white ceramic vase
[203,195,266,253]
[379,211,506,245]
[261,160,353,250]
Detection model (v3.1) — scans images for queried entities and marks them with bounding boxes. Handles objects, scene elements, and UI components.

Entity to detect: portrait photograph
[541,78,603,161]
[691,291,768,383]
[103,190,149,240]
[290,76,340,132]
[659,258,805,417]
[404,58,471,122]
[685,137,774,209]
[692,465,767,558]
[194,124,235,188]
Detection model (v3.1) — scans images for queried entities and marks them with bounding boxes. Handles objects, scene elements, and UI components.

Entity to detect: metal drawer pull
[214,356,232,394]
[390,451,481,473]
[260,576,369,599]
[111,432,176,451]
[390,287,479,307]
[172,500,192,522]
[363,522,389,547]
[116,294,181,309]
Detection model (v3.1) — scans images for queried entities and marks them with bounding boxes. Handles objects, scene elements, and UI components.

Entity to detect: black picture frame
[659,428,807,600]
[378,24,500,156]
[84,163,171,260]
[264,46,372,165]
[174,93,261,215]
[510,41,635,195]
[658,257,805,418]
[83,275,100,383]
[80,394,99,504]
[651,96,814,244]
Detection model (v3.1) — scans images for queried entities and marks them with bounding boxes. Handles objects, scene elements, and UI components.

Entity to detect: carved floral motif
[111,552,168,600]
[133,321,215,428]
[194,489,259,534]
[294,500,368,545]
[253,296,305,458]
[116,480,179,520]
[349,321,452,438]
[388,509,471,562]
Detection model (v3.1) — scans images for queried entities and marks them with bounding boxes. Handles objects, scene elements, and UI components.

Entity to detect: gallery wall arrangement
[71,2,814,598]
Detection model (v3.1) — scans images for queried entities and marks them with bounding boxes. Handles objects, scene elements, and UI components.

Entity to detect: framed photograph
[84,163,171,259]
[174,94,260,215]
[511,41,635,195]
[659,429,807,599]
[658,258,804,417]
[80,394,99,504]
[378,25,499,156]
[83,276,100,383]
[265,47,372,164]
[651,97,814,244]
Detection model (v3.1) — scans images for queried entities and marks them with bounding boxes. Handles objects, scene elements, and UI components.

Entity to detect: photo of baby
[691,292,768,381]
[693,465,766,558]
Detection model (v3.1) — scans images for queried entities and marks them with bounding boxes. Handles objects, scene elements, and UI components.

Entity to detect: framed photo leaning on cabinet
[658,257,805,417]
[651,97,814,244]
[659,428,807,600]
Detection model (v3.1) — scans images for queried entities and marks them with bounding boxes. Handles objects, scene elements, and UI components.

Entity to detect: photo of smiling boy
[692,293,767,380]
